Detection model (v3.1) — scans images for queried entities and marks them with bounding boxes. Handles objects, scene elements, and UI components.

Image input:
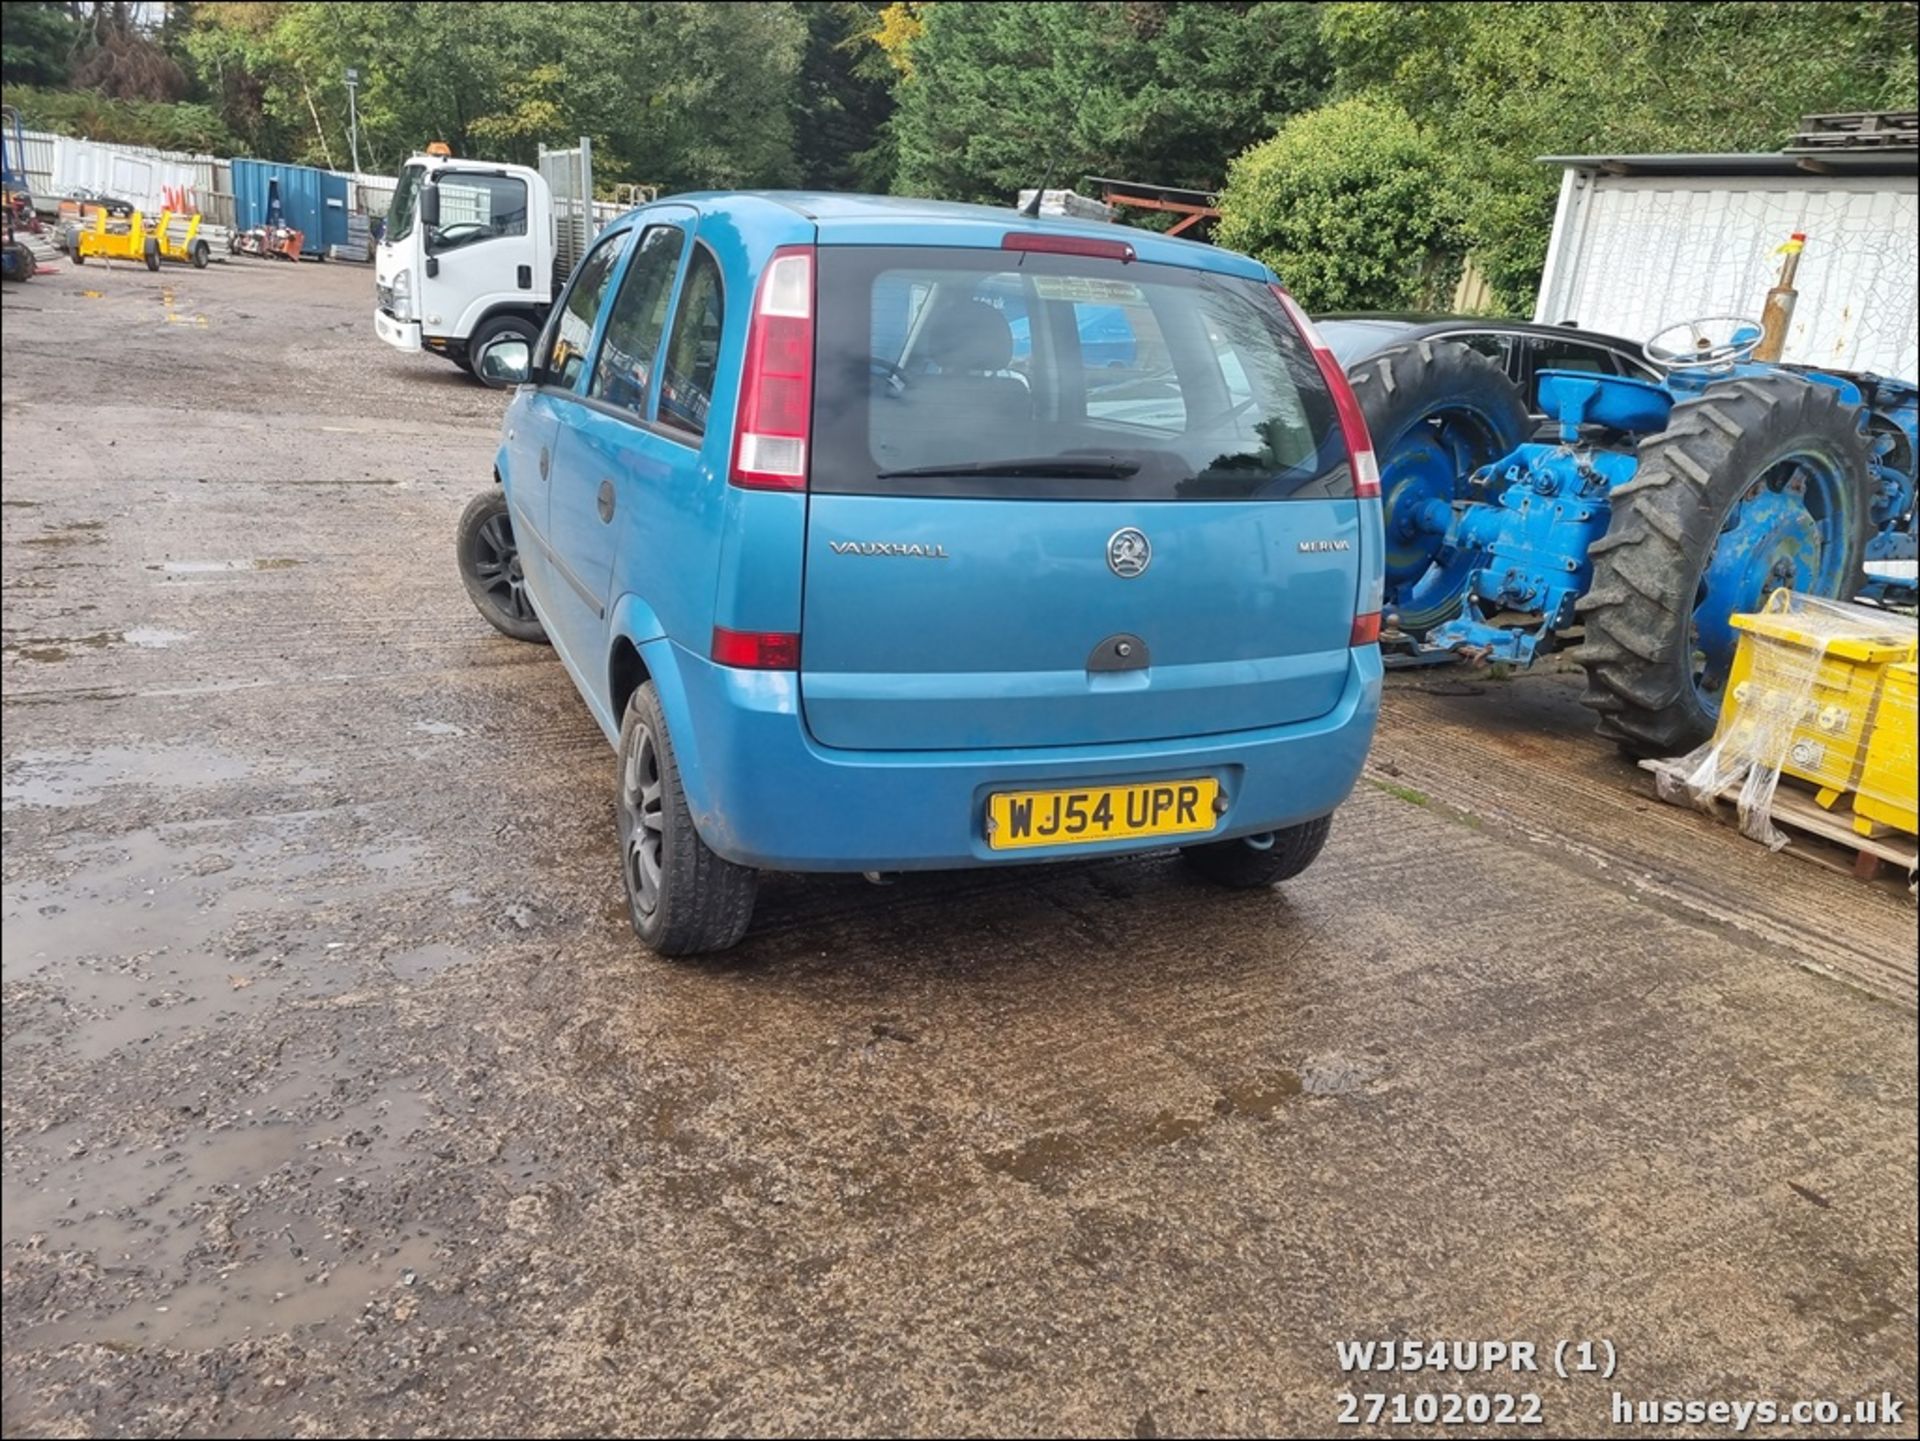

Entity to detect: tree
[791,2,897,191]
[1215,96,1459,311]
[892,2,1329,202]
[1319,1,1920,307]
[1,2,83,88]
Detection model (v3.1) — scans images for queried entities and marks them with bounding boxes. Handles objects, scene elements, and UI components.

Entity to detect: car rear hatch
[799,236,1367,753]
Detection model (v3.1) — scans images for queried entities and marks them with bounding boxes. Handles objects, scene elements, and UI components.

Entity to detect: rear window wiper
[875,455,1142,480]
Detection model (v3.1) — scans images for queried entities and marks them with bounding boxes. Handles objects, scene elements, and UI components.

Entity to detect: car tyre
[455,489,547,643]
[1181,814,1332,888]
[617,682,758,956]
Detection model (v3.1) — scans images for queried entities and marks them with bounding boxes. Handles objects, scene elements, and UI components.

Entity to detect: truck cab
[374,153,555,378]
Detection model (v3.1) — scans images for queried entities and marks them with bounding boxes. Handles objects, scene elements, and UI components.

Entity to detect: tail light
[711,626,800,670]
[1271,285,1379,499]
[1349,612,1381,647]
[730,245,814,491]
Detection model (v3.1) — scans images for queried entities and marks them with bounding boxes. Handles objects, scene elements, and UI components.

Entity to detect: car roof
[648,190,1271,281]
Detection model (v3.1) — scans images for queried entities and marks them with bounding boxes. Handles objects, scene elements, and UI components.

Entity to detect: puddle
[150,557,301,575]
[2,628,187,664]
[2,743,253,809]
[3,819,430,1060]
[384,942,467,982]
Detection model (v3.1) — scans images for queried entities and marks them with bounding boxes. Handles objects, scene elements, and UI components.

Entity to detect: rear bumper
[661,641,1383,872]
[374,307,421,352]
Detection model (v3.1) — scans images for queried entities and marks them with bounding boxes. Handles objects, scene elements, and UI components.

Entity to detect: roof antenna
[1019,141,1064,218]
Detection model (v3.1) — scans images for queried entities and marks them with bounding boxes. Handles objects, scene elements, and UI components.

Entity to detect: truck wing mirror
[420,182,440,230]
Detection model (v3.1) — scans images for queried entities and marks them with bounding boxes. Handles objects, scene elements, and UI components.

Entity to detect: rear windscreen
[812,246,1348,501]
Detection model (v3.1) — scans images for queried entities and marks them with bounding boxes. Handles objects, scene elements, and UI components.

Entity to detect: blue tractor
[1352,316,1919,755]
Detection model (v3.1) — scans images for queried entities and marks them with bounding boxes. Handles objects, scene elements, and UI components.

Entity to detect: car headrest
[920,298,1014,374]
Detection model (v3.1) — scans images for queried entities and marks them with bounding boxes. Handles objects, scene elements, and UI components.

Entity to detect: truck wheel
[1182,814,1332,889]
[143,238,160,272]
[469,316,539,389]
[455,489,547,644]
[616,682,758,957]
[1575,372,1872,757]
[191,240,210,269]
[1348,341,1530,636]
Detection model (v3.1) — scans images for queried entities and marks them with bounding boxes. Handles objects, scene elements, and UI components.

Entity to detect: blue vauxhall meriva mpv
[455,193,1384,955]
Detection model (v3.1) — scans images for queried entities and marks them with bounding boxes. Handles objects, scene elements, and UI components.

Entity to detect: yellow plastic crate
[1855,660,1918,837]
[1715,594,1917,810]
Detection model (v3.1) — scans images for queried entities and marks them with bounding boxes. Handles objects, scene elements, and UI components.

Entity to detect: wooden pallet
[1639,759,1919,889]
[1786,109,1918,151]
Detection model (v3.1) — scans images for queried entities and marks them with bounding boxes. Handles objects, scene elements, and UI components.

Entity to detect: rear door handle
[539,446,550,480]
[597,479,615,523]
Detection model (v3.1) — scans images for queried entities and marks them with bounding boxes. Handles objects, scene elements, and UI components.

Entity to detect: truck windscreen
[387,165,424,243]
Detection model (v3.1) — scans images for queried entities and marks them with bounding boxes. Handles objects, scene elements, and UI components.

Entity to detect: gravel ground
[3,256,1915,1438]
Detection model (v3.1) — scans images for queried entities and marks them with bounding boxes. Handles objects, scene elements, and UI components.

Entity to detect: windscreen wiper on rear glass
[875,455,1142,480]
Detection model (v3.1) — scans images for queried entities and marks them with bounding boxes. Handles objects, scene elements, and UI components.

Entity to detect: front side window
[428,173,527,253]
[545,233,628,391]
[589,225,687,416]
[814,248,1344,501]
[658,247,724,436]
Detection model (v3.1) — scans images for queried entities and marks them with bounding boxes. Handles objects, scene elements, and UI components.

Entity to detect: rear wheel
[1575,373,1872,756]
[616,683,758,956]
[1182,814,1332,889]
[143,238,160,272]
[191,240,210,269]
[1347,341,1531,636]
[455,489,547,643]
[469,315,539,389]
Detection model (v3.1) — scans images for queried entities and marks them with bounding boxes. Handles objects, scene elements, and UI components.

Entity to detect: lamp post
[345,68,361,178]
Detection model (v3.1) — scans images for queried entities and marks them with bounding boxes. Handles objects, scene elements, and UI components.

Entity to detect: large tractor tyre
[1575,373,1873,758]
[1347,341,1531,637]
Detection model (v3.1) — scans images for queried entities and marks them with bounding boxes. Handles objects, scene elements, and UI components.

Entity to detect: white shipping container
[1536,165,1919,380]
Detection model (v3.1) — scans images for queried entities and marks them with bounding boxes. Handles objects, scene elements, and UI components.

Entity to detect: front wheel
[191,240,210,269]
[143,238,160,272]
[1181,814,1332,888]
[616,683,758,956]
[455,489,547,643]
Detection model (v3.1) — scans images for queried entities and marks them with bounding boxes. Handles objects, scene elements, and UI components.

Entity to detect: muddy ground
[3,257,1915,1438]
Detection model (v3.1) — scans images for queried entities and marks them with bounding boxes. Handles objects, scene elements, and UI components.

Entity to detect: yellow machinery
[1854,660,1918,837]
[1715,592,1917,822]
[70,207,159,270]
[152,210,210,268]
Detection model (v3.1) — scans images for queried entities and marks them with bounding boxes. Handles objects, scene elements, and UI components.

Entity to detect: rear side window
[590,225,686,416]
[658,247,724,437]
[546,234,626,390]
[813,247,1344,501]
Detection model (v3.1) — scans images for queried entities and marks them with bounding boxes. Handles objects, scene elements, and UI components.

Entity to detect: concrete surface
[3,258,1915,1438]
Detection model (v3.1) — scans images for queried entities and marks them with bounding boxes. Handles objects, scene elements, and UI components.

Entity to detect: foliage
[1,2,83,88]
[1216,97,1459,311]
[1318,0,1920,307]
[792,2,897,191]
[891,2,1329,202]
[2,82,238,153]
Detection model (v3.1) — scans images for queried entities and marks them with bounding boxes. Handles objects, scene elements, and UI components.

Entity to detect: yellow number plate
[987,778,1219,850]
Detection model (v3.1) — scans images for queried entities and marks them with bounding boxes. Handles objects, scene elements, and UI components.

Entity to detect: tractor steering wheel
[1643,316,1766,371]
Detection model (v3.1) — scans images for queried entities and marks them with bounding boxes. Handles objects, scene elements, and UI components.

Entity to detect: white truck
[373,142,598,386]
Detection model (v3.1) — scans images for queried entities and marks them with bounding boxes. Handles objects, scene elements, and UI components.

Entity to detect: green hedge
[3,85,238,156]
[1216,96,1461,313]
